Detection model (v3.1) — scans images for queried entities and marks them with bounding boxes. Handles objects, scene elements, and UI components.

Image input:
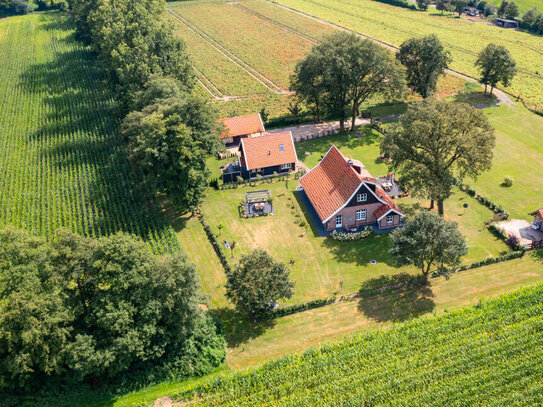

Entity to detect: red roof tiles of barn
[240,132,297,171]
[218,114,264,139]
[300,145,404,223]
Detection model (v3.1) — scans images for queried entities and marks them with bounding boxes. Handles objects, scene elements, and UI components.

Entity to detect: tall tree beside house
[292,32,405,132]
[475,44,517,96]
[389,211,468,280]
[345,37,406,131]
[397,35,452,99]
[225,250,294,321]
[380,99,495,216]
[291,53,325,122]
[122,84,222,212]
[416,0,432,11]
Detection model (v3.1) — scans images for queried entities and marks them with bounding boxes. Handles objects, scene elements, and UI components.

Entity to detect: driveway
[496,219,543,245]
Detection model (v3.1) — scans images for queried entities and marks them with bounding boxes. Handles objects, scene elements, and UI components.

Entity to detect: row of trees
[68,0,222,213]
[292,32,516,132]
[0,227,226,390]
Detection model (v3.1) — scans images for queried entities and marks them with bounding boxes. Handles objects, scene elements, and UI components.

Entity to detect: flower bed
[330,226,373,241]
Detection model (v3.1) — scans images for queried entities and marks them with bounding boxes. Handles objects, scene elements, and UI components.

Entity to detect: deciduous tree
[122,90,222,212]
[390,211,468,279]
[475,43,517,95]
[381,99,495,215]
[226,250,294,320]
[416,0,432,11]
[397,35,451,98]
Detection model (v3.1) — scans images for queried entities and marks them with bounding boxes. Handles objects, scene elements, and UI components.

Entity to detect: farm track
[167,9,290,95]
[192,65,224,98]
[260,0,515,106]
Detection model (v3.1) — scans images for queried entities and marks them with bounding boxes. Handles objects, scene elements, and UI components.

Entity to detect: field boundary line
[192,65,224,98]
[167,9,290,95]
[232,2,319,44]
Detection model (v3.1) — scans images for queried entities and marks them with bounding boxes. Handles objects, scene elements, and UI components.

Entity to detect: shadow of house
[17,14,175,252]
[357,274,435,322]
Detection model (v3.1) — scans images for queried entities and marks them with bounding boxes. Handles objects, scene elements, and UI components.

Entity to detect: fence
[294,128,339,143]
[527,240,543,250]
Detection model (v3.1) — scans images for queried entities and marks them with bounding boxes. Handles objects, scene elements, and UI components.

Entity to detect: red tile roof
[300,146,364,222]
[218,114,264,139]
[240,132,297,171]
[530,208,543,218]
[300,145,404,223]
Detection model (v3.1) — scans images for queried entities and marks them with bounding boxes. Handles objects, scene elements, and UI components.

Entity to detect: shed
[495,18,519,29]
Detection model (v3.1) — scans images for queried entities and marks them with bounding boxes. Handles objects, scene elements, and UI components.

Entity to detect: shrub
[502,176,514,187]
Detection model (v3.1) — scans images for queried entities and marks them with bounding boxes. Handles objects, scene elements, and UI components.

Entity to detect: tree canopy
[226,250,294,321]
[416,0,432,11]
[397,35,451,99]
[0,227,225,390]
[291,32,406,132]
[475,44,517,95]
[381,99,495,215]
[122,82,222,212]
[389,211,468,278]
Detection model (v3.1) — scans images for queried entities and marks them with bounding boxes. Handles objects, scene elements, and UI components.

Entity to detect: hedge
[456,181,509,220]
[198,212,232,274]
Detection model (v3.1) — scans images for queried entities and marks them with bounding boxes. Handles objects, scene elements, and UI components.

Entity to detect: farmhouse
[218,113,265,146]
[299,145,404,232]
[495,18,519,29]
[221,132,297,183]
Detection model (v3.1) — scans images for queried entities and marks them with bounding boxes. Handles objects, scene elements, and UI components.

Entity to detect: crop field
[169,2,316,89]
[168,0,473,119]
[274,0,543,112]
[487,0,541,12]
[0,13,179,253]
[176,283,543,406]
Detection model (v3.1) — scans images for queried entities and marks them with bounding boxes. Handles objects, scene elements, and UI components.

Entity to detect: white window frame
[280,163,291,170]
[386,214,394,224]
[335,215,342,227]
[251,168,262,173]
[357,193,367,202]
[356,209,366,221]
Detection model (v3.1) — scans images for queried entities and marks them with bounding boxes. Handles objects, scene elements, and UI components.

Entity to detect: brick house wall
[324,202,382,231]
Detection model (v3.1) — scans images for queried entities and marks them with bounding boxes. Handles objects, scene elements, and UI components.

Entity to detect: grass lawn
[468,104,543,219]
[109,251,543,406]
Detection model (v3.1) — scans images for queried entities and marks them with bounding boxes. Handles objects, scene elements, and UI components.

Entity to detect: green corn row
[0,13,180,254]
[181,284,543,406]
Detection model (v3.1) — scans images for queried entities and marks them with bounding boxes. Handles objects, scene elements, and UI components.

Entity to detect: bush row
[457,182,509,219]
[216,170,305,190]
[432,250,525,278]
[198,212,232,274]
[330,226,373,241]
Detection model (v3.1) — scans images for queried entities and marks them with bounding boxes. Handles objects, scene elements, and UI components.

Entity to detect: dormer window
[357,193,367,202]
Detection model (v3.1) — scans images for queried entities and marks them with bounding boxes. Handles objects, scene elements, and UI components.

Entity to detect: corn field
[180,283,543,405]
[0,13,179,253]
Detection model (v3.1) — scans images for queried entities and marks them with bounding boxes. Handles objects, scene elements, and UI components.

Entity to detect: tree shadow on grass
[357,273,435,323]
[322,233,399,268]
[212,307,276,348]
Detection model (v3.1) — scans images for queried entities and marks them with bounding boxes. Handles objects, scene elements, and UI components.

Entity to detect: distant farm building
[495,18,519,29]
